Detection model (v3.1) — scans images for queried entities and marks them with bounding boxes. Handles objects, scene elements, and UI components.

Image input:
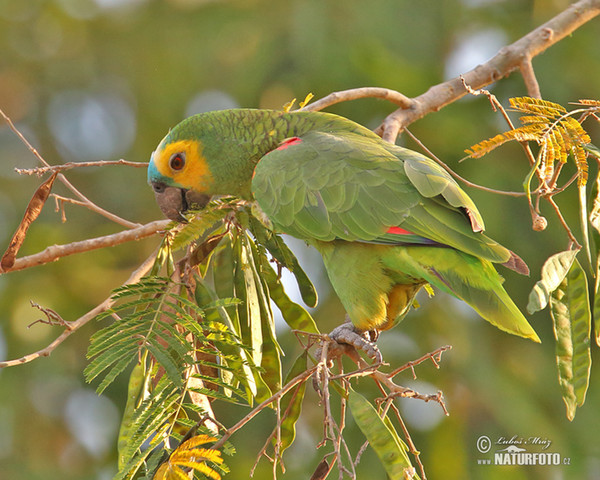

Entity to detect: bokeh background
[1,0,599,479]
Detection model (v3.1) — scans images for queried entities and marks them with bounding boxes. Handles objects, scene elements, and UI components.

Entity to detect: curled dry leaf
[1,172,58,271]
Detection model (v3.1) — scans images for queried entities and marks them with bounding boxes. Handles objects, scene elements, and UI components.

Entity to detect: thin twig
[15,159,148,176]
[300,87,414,113]
[519,57,542,99]
[0,251,156,368]
[0,107,142,228]
[28,301,72,330]
[404,128,526,197]
[460,77,538,168]
[387,399,427,479]
[388,345,452,379]
[213,365,319,451]
[546,196,582,248]
[0,219,170,273]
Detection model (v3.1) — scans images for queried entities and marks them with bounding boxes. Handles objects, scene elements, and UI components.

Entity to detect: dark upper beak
[151,182,211,222]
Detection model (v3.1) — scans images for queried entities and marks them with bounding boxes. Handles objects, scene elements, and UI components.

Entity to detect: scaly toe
[328,323,382,364]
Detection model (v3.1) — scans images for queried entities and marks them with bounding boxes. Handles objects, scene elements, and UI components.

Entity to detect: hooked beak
[151,182,211,222]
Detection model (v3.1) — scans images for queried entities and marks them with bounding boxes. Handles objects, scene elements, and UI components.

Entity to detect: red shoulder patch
[277,137,302,150]
[386,226,413,235]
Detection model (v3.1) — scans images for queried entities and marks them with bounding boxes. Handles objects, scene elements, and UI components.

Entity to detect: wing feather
[251,129,515,265]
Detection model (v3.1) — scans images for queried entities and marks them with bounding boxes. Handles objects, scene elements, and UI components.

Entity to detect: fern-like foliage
[466,96,600,422]
[86,198,320,479]
[466,97,597,187]
[153,435,224,480]
[85,275,244,479]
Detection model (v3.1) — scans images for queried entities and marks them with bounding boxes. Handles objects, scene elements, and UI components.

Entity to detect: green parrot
[148,108,540,357]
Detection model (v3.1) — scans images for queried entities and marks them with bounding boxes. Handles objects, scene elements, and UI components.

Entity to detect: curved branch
[300,0,599,142]
[0,219,169,273]
[377,0,600,141]
[300,87,414,112]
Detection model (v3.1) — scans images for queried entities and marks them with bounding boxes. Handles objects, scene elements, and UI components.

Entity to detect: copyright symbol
[477,435,491,453]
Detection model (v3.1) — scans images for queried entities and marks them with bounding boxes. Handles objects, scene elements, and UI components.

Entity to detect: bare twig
[403,128,526,197]
[52,194,87,222]
[0,219,169,273]
[388,345,452,379]
[387,399,426,479]
[28,301,72,330]
[300,87,414,112]
[0,252,157,368]
[213,365,319,451]
[460,77,538,168]
[15,160,148,177]
[519,57,542,99]
[0,107,142,229]
[546,196,582,248]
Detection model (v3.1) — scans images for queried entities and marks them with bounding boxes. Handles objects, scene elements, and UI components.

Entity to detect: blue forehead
[147,154,172,186]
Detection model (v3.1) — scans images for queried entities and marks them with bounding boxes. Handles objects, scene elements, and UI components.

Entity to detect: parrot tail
[387,247,541,343]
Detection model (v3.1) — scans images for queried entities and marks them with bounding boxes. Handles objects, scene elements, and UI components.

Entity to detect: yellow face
[151,139,213,192]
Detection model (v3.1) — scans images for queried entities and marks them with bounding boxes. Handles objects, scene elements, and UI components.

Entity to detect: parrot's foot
[326,322,382,364]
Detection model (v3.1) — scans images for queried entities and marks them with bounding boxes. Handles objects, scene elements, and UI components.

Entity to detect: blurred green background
[1,0,599,479]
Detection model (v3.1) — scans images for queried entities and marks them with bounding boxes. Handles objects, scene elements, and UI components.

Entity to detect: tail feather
[390,247,540,342]
[431,266,540,342]
[502,250,530,276]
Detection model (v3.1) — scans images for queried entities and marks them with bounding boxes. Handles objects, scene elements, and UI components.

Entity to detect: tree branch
[0,219,169,273]
[377,0,600,141]
[301,1,599,142]
[0,252,157,368]
[519,57,542,99]
[0,107,143,229]
[300,87,414,112]
[15,160,148,177]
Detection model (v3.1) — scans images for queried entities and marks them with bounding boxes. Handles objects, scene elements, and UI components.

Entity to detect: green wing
[251,129,514,267]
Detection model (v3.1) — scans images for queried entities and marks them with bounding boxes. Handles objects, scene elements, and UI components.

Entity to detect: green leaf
[527,249,579,314]
[151,235,175,277]
[277,351,308,456]
[146,341,184,388]
[580,184,593,271]
[194,282,257,399]
[550,258,592,421]
[118,359,147,470]
[594,257,600,347]
[96,354,136,396]
[116,380,181,479]
[260,256,319,334]
[249,217,318,308]
[249,237,283,393]
[348,390,417,479]
[85,341,139,386]
[239,236,263,367]
[171,205,229,251]
[583,143,600,160]
[589,173,600,346]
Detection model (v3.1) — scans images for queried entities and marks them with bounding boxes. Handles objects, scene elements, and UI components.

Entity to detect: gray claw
[328,323,382,364]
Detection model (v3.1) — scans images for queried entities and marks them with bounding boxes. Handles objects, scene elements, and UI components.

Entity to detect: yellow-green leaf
[509,96,567,117]
[118,359,147,470]
[550,258,592,421]
[594,257,600,347]
[277,351,308,455]
[527,250,579,314]
[348,390,417,479]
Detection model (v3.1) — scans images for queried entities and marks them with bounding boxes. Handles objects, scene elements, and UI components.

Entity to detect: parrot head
[148,110,272,222]
[148,123,214,222]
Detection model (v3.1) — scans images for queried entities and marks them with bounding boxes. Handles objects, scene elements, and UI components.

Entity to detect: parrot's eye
[169,152,186,171]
